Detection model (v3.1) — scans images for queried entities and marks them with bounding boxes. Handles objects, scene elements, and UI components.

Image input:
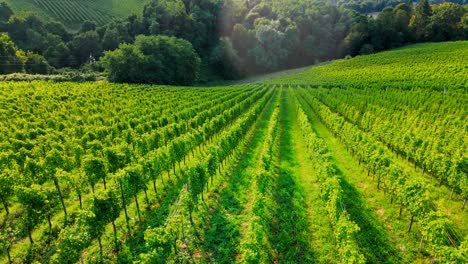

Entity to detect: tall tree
[410,0,432,41]
[0,33,23,74]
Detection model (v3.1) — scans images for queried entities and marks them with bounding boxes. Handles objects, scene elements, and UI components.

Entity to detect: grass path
[283,88,336,262]
[267,87,316,262]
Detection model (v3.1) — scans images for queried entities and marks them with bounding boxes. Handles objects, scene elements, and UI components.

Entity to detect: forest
[0,0,467,84]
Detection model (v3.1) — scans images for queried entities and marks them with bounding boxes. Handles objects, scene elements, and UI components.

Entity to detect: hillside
[4,0,145,28]
[0,41,466,263]
[268,41,468,90]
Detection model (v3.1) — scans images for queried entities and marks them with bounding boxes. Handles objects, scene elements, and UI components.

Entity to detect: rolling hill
[4,0,146,29]
[0,41,466,263]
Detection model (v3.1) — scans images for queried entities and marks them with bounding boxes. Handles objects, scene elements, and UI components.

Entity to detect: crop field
[0,42,467,263]
[5,0,145,27]
[34,0,114,25]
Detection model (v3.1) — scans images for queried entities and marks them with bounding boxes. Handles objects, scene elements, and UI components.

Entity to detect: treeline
[331,0,466,14]
[342,0,468,56]
[0,0,467,84]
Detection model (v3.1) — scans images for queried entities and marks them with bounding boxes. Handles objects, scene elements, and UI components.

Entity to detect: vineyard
[0,41,467,263]
[34,0,114,25]
[6,0,145,27]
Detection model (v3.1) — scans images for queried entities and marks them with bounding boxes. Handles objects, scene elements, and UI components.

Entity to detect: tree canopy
[102,35,200,85]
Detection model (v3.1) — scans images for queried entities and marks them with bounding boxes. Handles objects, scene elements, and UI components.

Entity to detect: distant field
[5,0,146,28]
[268,41,468,90]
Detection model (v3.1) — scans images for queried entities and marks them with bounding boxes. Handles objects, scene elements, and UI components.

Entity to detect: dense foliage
[0,33,50,74]
[0,0,467,84]
[102,35,200,85]
[329,0,466,13]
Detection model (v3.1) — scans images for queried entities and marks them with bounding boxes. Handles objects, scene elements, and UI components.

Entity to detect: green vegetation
[4,0,144,27]
[269,41,468,90]
[102,35,201,85]
[1,0,467,84]
[0,41,466,263]
[0,0,467,259]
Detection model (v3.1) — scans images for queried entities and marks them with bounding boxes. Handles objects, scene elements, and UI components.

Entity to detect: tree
[461,13,468,40]
[410,0,432,41]
[142,0,220,52]
[23,51,50,74]
[5,14,49,54]
[69,30,102,67]
[79,20,97,33]
[0,2,13,22]
[394,3,412,41]
[102,27,121,51]
[249,23,288,71]
[209,38,242,80]
[135,35,200,85]
[102,35,200,85]
[375,7,401,49]
[44,41,70,68]
[428,3,465,41]
[101,43,144,83]
[45,21,70,42]
[219,0,247,36]
[0,33,23,74]
[341,16,371,56]
[231,23,256,57]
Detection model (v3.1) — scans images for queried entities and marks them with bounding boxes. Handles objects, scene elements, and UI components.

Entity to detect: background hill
[5,0,466,30]
[4,0,145,29]
[267,41,468,90]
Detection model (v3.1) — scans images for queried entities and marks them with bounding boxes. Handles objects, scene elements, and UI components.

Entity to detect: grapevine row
[238,94,280,263]
[50,87,273,263]
[138,88,276,262]
[0,83,264,262]
[306,87,466,201]
[295,88,466,262]
[295,95,365,264]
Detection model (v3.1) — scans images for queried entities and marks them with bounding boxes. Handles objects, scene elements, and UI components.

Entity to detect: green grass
[5,0,146,28]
